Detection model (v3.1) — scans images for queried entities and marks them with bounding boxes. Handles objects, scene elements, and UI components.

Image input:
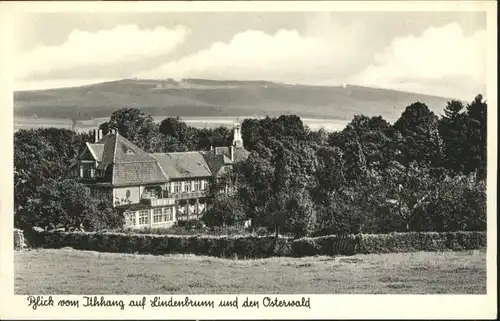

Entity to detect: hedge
[24,230,486,259]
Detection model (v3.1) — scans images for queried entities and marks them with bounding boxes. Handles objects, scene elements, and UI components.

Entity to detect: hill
[14,78,456,123]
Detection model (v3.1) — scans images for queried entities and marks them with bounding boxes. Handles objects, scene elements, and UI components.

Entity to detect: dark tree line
[206,95,487,237]
[14,94,487,237]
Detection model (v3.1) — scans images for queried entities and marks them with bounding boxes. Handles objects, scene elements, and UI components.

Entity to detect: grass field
[15,249,486,294]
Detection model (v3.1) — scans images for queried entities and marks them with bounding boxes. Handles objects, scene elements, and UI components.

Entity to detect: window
[202,180,208,190]
[124,211,136,227]
[194,180,201,191]
[184,181,191,192]
[163,207,173,221]
[126,189,131,198]
[153,208,163,223]
[138,210,149,225]
[174,181,182,193]
[82,165,92,178]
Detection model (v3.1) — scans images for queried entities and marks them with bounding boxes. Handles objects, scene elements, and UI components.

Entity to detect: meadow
[15,248,486,294]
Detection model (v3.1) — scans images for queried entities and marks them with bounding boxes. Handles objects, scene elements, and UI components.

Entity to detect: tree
[464,94,487,176]
[385,161,442,231]
[35,128,92,177]
[283,189,317,238]
[439,100,468,173]
[202,126,233,150]
[15,179,124,231]
[14,130,58,226]
[108,108,161,152]
[393,102,443,167]
[236,152,276,229]
[328,115,400,181]
[202,194,246,227]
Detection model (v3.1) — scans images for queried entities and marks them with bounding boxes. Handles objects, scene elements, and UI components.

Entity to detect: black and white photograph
[0,1,497,319]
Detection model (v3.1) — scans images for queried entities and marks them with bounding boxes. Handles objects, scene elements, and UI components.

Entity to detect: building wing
[152,152,213,179]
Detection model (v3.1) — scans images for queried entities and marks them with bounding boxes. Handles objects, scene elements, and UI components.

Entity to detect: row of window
[171,180,207,193]
[153,207,173,223]
[124,207,174,226]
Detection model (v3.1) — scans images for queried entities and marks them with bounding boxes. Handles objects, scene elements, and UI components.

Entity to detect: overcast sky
[13,11,487,99]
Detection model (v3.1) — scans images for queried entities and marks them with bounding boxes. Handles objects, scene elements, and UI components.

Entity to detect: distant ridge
[14,78,457,122]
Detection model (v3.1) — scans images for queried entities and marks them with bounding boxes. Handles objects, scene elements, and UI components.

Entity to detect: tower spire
[233,120,243,148]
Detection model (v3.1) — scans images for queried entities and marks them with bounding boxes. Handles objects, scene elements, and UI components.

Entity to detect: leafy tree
[36,128,92,177]
[197,126,233,151]
[413,173,486,232]
[108,108,161,152]
[14,131,58,226]
[328,115,400,181]
[393,102,443,167]
[236,152,275,229]
[315,187,366,236]
[15,179,124,231]
[283,188,317,238]
[241,118,263,151]
[157,135,189,153]
[202,194,246,227]
[98,121,110,136]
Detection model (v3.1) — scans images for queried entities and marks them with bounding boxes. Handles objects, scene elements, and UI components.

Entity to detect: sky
[13,11,487,99]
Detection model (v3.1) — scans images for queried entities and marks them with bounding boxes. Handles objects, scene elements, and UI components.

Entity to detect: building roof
[97,133,156,164]
[213,146,250,163]
[78,132,247,187]
[112,162,168,186]
[151,152,213,179]
[87,143,104,162]
[233,147,250,163]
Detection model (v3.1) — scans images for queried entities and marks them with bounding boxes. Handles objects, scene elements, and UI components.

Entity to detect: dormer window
[126,149,136,155]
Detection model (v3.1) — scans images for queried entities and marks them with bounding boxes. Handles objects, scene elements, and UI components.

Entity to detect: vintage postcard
[0,1,497,319]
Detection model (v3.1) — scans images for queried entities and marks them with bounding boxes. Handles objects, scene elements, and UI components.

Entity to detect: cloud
[134,18,367,84]
[352,23,487,99]
[16,24,190,81]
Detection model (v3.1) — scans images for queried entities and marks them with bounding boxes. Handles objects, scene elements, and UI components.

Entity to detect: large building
[74,123,249,229]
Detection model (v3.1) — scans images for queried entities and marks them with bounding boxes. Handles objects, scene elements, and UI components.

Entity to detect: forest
[14,94,487,238]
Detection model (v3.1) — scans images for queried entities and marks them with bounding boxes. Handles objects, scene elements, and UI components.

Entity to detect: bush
[28,230,486,259]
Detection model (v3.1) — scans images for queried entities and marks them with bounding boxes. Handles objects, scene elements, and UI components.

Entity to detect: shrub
[28,230,486,258]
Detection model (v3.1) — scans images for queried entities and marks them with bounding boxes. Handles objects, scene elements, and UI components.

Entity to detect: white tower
[233,121,243,148]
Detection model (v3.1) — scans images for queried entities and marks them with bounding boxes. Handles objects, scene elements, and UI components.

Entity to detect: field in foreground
[15,249,486,294]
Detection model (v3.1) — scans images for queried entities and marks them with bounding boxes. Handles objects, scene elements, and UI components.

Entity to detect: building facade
[74,123,249,229]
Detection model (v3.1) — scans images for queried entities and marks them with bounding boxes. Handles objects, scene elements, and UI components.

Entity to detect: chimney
[94,129,98,143]
[98,129,103,140]
[230,146,234,161]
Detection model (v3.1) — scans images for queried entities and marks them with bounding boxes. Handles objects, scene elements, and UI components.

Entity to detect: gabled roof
[233,147,250,163]
[214,147,230,158]
[213,146,250,163]
[86,143,105,162]
[151,152,213,179]
[96,133,156,164]
[79,133,168,186]
[202,153,232,177]
[77,132,247,186]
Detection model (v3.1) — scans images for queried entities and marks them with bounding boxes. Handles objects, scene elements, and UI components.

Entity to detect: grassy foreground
[15,249,486,294]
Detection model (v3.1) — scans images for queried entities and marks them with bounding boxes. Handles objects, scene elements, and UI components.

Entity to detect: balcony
[141,197,176,207]
[171,190,208,200]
